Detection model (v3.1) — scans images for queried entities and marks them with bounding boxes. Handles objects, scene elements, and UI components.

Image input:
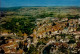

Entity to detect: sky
[1,0,80,7]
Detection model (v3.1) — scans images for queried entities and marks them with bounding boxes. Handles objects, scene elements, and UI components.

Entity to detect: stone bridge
[40,40,56,54]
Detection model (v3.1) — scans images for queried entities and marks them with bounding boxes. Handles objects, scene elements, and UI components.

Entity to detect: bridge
[40,40,56,54]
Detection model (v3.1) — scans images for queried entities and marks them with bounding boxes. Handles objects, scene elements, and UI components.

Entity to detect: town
[0,0,80,53]
[0,17,80,54]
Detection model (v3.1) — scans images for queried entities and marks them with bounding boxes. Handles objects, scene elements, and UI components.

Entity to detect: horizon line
[1,5,80,8]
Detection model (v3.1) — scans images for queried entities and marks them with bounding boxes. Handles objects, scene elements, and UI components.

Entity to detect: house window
[49,31,51,34]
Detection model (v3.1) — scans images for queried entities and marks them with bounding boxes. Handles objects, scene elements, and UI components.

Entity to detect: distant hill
[0,6,80,18]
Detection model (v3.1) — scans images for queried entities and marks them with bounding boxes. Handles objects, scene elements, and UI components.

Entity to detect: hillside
[0,6,80,18]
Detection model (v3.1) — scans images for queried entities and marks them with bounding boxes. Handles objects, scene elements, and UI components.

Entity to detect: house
[72,31,80,34]
[2,47,10,54]
[17,49,24,54]
[10,48,16,54]
[76,42,80,48]
[61,43,68,48]
[56,36,61,40]
[62,28,68,34]
[6,39,20,43]
[78,18,80,25]
[50,46,58,54]
[23,33,28,40]
[1,32,9,36]
[61,18,68,21]
[1,42,19,50]
[75,35,80,39]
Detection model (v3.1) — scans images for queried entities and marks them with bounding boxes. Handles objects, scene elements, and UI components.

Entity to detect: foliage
[1,18,35,35]
[1,7,80,19]
[37,40,46,47]
[58,45,67,53]
[76,27,80,31]
[68,39,76,44]
[67,14,80,19]
[59,33,66,38]
[27,45,38,54]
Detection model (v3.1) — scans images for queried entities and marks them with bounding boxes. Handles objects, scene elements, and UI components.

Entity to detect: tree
[59,45,67,53]
[28,45,37,54]
[67,14,80,19]
[59,34,66,38]
[1,18,35,35]
[68,39,76,44]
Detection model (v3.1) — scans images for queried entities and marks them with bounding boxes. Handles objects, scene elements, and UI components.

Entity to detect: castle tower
[33,29,38,45]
